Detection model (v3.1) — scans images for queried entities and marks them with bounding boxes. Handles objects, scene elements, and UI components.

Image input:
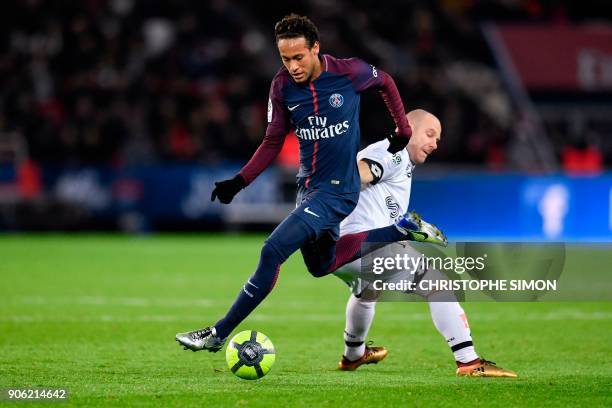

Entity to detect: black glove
[211,174,246,204]
[387,130,409,154]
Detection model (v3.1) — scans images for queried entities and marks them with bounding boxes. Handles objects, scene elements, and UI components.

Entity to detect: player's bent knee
[302,235,337,278]
[306,264,326,278]
[246,242,285,298]
[260,240,286,265]
[304,259,333,278]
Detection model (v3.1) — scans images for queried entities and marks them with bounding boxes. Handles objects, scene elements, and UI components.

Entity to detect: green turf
[1,235,610,407]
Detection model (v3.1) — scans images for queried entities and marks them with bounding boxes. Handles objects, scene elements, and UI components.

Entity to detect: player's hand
[211,175,246,204]
[387,130,409,154]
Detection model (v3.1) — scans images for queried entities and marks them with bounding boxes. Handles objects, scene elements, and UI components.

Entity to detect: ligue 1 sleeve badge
[267,98,273,122]
[329,93,344,108]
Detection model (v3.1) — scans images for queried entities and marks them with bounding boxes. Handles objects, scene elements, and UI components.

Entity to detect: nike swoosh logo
[304,207,320,217]
[288,104,300,111]
[412,232,428,240]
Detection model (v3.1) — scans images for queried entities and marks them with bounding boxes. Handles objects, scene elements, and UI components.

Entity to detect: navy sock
[363,223,405,244]
[214,242,283,339]
[214,214,314,339]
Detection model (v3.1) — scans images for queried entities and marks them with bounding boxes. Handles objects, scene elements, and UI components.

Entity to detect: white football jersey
[341,139,415,235]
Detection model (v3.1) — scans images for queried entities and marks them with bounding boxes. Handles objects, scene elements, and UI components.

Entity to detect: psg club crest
[329,93,344,108]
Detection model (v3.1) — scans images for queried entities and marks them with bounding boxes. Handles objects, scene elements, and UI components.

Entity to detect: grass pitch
[1,235,611,407]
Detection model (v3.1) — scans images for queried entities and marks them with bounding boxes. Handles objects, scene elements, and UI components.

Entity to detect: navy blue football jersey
[239,54,410,195]
[268,55,383,194]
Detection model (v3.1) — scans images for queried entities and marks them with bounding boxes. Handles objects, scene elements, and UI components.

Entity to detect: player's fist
[387,130,409,154]
[211,175,246,204]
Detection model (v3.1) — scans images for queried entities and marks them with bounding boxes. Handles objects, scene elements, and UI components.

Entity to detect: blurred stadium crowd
[1,0,611,171]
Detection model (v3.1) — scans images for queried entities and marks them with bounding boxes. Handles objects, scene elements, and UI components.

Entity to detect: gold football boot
[338,343,388,371]
[456,359,517,378]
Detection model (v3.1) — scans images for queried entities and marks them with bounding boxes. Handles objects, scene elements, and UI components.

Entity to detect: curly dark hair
[274,14,320,48]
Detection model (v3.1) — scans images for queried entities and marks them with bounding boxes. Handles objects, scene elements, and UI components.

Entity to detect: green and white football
[225,330,276,380]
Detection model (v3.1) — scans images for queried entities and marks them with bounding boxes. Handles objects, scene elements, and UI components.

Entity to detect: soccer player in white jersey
[334,109,517,377]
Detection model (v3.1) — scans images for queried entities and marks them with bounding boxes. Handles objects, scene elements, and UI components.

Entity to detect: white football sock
[428,298,479,363]
[343,294,376,361]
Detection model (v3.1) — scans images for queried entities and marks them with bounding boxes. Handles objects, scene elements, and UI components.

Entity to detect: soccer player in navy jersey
[176,14,445,352]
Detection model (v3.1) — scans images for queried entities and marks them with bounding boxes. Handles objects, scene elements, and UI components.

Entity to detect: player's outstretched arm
[211,75,289,204]
[347,59,411,153]
[210,130,286,204]
[210,175,247,204]
[334,58,412,153]
[377,71,411,153]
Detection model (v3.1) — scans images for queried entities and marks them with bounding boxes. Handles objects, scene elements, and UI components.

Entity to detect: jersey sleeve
[358,143,404,185]
[266,74,290,138]
[344,57,384,93]
[238,75,290,185]
[342,57,411,142]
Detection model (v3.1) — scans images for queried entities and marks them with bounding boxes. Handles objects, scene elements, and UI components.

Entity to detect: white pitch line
[11,296,214,308]
[7,296,338,309]
[1,310,610,323]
